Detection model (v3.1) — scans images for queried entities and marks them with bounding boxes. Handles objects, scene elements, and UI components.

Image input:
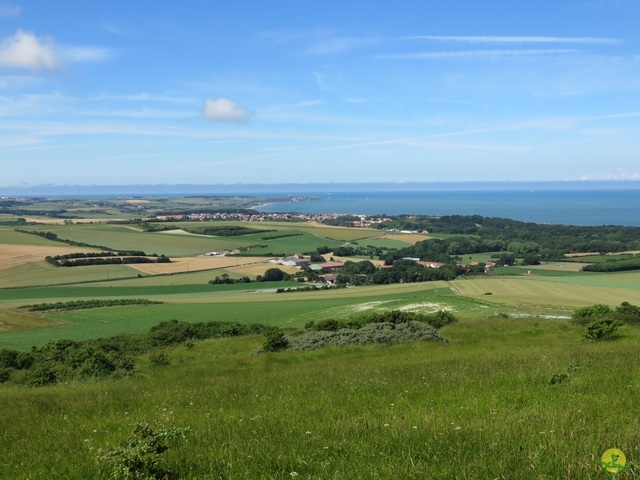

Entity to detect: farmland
[0,198,639,478]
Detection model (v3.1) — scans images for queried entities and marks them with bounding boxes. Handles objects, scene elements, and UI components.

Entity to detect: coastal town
[154,210,396,228]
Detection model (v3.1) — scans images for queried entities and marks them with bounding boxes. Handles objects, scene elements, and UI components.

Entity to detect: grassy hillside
[1,215,639,478]
[0,317,637,478]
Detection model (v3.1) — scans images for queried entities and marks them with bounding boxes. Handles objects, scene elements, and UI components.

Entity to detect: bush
[262,330,289,352]
[97,423,189,479]
[0,368,12,383]
[288,321,446,352]
[149,352,170,366]
[22,363,57,387]
[583,319,622,341]
[571,304,612,324]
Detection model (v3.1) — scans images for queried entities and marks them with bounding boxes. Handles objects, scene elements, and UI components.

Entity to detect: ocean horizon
[256,189,640,227]
[2,181,640,227]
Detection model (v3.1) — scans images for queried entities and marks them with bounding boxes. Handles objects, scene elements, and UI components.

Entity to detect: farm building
[276,255,311,267]
[312,261,344,272]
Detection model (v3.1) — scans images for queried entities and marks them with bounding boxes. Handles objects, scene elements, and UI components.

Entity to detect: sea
[4,181,640,227]
[255,189,640,227]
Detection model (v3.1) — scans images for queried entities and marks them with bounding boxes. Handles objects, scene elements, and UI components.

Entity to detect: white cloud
[0,3,21,17]
[307,35,380,54]
[0,30,59,70]
[407,35,622,45]
[378,49,580,60]
[64,46,111,63]
[0,135,41,147]
[0,30,112,71]
[203,98,251,123]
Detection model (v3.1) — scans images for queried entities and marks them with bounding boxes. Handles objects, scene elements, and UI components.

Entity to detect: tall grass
[0,317,637,478]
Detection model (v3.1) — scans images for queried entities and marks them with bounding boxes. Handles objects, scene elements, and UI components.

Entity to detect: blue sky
[1,0,640,186]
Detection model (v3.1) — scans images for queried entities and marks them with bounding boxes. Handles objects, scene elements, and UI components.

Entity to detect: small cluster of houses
[272,254,344,271]
[154,211,393,224]
[271,253,497,283]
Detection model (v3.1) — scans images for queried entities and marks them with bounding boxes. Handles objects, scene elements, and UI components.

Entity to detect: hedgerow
[284,321,446,352]
[305,309,457,332]
[21,298,164,312]
[0,319,271,387]
[257,310,454,353]
[571,301,640,325]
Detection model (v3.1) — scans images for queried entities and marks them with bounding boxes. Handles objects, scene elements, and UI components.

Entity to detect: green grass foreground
[0,317,638,479]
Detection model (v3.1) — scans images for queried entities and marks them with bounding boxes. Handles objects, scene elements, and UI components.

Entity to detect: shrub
[571,304,612,324]
[97,423,189,479]
[288,321,446,352]
[583,319,622,341]
[262,330,289,352]
[22,363,57,387]
[149,352,170,366]
[614,301,640,325]
[0,368,12,383]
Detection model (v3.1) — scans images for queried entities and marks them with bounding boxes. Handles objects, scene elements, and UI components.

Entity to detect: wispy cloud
[406,35,622,45]
[0,3,21,17]
[378,49,580,60]
[0,135,40,147]
[100,22,128,37]
[307,35,380,54]
[64,46,112,63]
[259,29,381,55]
[580,170,640,180]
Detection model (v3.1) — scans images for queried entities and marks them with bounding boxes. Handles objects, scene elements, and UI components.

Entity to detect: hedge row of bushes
[305,309,458,332]
[16,229,111,250]
[0,319,272,387]
[572,301,640,341]
[50,251,148,260]
[571,301,640,325]
[295,321,446,351]
[261,309,456,353]
[276,285,346,293]
[21,298,163,312]
[581,256,640,272]
[45,255,171,267]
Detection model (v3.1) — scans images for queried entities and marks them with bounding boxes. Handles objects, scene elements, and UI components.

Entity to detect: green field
[17,224,249,256]
[0,283,481,350]
[0,261,141,288]
[1,210,639,478]
[0,227,69,246]
[0,316,637,478]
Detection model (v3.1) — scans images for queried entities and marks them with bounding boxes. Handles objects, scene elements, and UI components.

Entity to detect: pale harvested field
[22,217,66,225]
[158,229,214,238]
[328,256,385,266]
[0,244,96,271]
[564,252,600,258]
[0,309,69,334]
[22,217,127,224]
[127,256,274,275]
[526,262,588,272]
[385,233,431,244]
[453,276,637,308]
[229,263,299,277]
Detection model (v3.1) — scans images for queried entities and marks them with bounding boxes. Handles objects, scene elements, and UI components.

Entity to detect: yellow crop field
[127,256,275,275]
[385,233,431,244]
[453,276,639,308]
[0,244,96,271]
[526,261,588,272]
